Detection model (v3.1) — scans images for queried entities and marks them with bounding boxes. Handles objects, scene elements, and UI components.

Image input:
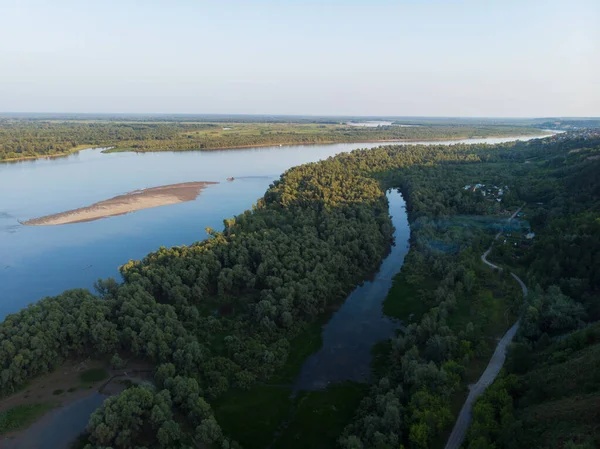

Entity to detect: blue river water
[293,189,409,391]
[0,135,544,319]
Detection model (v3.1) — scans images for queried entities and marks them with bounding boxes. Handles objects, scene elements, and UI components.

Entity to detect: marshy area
[0,358,153,449]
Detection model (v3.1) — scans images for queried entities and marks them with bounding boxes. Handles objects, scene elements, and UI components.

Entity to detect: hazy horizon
[1,0,599,116]
[1,112,598,120]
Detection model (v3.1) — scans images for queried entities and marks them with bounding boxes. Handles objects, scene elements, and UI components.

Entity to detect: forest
[337,131,600,449]
[0,118,544,161]
[0,130,598,448]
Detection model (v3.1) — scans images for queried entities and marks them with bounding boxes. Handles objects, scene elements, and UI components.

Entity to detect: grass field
[97,122,546,154]
[383,269,431,322]
[0,403,54,435]
[1,118,547,162]
[177,122,341,140]
[211,381,369,449]
[273,383,368,449]
[79,368,109,384]
[270,320,326,384]
[512,325,600,447]
[517,392,600,448]
[213,385,293,449]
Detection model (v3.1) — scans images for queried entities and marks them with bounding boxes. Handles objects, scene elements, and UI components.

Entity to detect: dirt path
[444,321,520,449]
[444,206,527,449]
[481,246,501,270]
[481,205,524,271]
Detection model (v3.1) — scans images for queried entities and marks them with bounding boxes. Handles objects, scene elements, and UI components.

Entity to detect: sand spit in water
[23,181,218,226]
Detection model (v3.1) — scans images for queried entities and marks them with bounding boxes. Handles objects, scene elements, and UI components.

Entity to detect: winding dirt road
[481,205,523,271]
[444,206,527,449]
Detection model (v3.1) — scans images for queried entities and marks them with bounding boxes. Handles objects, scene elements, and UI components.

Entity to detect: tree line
[0,118,543,161]
[462,132,600,449]
[339,131,600,449]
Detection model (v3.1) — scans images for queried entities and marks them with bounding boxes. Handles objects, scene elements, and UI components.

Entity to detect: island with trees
[0,115,548,162]
[0,129,598,448]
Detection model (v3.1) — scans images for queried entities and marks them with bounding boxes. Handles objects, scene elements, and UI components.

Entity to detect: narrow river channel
[293,189,410,390]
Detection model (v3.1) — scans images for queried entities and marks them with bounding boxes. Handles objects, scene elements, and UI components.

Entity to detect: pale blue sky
[1,0,598,116]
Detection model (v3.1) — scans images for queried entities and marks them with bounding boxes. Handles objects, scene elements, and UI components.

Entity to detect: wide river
[0,135,546,319]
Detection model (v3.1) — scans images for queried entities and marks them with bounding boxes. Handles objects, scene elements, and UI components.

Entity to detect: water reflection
[293,190,409,390]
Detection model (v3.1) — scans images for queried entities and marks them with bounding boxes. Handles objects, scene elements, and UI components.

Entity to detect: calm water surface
[0,135,545,318]
[347,121,394,127]
[293,189,409,391]
[346,121,421,127]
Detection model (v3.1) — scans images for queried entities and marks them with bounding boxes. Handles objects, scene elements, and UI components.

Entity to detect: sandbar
[23,181,218,226]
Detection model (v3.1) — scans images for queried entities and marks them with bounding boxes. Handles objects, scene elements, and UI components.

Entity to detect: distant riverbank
[0,133,554,319]
[23,181,217,226]
[0,145,109,164]
[0,119,549,162]
[101,131,552,155]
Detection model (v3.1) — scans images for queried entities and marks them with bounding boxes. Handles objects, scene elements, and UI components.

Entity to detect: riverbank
[209,190,406,449]
[22,181,218,226]
[0,120,549,162]
[0,145,109,164]
[0,359,153,449]
[0,132,549,163]
[102,131,552,155]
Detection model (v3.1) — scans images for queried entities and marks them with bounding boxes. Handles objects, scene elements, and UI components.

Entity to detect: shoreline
[0,145,111,164]
[0,131,551,163]
[23,181,218,226]
[102,131,552,155]
[0,360,153,448]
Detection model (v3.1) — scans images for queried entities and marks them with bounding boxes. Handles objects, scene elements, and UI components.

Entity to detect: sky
[1,0,599,117]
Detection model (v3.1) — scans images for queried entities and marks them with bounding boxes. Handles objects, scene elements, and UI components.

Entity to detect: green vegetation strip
[0,118,545,161]
[273,383,367,449]
[79,368,109,383]
[467,323,600,448]
[0,403,54,435]
[383,270,429,322]
[214,386,293,449]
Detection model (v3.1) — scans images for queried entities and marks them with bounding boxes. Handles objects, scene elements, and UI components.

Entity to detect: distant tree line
[0,119,543,161]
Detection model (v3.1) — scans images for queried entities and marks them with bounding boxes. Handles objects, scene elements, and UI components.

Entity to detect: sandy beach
[23,181,218,226]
